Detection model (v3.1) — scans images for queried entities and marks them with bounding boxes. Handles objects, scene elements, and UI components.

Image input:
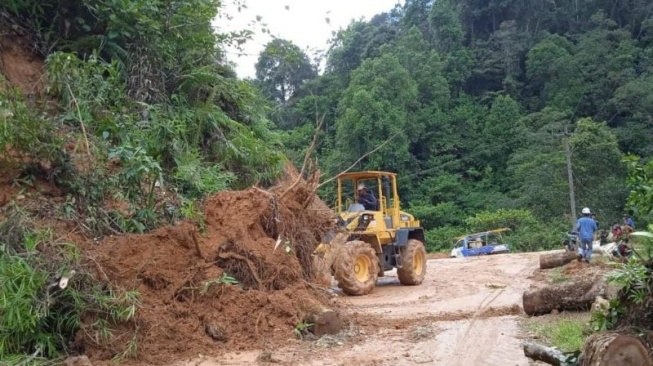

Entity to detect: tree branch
[278,114,325,200]
[317,132,400,189]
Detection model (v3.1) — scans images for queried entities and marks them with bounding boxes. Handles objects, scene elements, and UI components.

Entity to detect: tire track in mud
[192,253,542,366]
[452,289,512,365]
[353,303,522,333]
[442,258,537,365]
[353,255,538,365]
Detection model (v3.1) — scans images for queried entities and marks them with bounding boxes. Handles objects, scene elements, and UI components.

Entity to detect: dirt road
[183,252,543,366]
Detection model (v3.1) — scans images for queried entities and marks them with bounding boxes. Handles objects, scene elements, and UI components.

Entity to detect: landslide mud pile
[81,176,338,364]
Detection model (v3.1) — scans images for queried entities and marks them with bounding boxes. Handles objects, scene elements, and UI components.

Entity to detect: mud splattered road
[182,252,544,366]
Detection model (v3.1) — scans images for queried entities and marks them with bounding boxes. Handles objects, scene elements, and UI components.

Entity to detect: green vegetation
[3,0,653,362]
[2,0,285,236]
[550,268,570,284]
[586,151,653,337]
[523,314,592,352]
[590,242,653,332]
[0,0,286,362]
[253,0,653,252]
[293,320,314,340]
[0,208,139,362]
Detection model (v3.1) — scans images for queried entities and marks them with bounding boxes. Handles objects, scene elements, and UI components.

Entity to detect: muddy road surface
[183,252,543,366]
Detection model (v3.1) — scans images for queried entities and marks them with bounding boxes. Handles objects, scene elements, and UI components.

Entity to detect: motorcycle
[611,238,634,260]
[562,231,579,252]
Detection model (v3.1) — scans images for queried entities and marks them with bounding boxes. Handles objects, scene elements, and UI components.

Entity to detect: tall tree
[402,0,435,36]
[329,53,418,175]
[429,0,464,54]
[510,116,626,220]
[255,39,316,105]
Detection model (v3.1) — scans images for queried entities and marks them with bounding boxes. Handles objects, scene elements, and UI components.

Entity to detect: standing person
[623,213,635,232]
[576,207,598,263]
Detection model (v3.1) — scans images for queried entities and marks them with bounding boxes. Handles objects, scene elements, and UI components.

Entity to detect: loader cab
[336,171,401,228]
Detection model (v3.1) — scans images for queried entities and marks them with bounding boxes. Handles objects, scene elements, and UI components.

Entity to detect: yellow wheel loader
[313,171,427,296]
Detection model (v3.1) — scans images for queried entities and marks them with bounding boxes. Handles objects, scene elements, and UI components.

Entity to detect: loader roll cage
[336,171,401,224]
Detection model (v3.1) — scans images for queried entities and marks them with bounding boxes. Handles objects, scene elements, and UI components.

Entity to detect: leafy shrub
[0,208,140,361]
[425,226,466,252]
[173,149,236,198]
[409,201,464,230]
[0,80,63,166]
[46,52,128,136]
[624,154,653,220]
[506,218,568,252]
[590,259,650,331]
[465,208,539,232]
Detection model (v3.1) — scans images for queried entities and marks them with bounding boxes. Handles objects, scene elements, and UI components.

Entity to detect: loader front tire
[334,241,378,296]
[398,239,427,285]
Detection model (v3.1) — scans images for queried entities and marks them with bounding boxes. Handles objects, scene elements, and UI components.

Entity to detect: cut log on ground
[540,251,579,269]
[580,331,652,366]
[523,277,605,316]
[306,308,343,337]
[523,341,569,366]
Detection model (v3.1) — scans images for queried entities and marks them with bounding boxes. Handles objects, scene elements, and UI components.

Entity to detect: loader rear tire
[398,239,427,285]
[333,241,378,296]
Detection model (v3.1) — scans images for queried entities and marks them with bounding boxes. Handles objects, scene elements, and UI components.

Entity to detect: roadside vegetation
[523,314,592,353]
[2,0,653,364]
[1,0,283,362]
[520,155,653,362]
[254,0,653,252]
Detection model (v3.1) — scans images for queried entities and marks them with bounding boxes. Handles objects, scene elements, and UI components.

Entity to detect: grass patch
[550,268,569,284]
[522,313,591,352]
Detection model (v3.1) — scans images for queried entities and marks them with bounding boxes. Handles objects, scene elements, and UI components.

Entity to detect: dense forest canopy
[4,0,653,363]
[1,0,652,249]
[255,0,653,250]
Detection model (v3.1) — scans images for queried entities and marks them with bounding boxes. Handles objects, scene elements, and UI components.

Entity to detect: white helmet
[357,183,366,191]
[582,207,591,215]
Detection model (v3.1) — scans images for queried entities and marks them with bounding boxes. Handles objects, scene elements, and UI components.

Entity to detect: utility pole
[564,125,577,230]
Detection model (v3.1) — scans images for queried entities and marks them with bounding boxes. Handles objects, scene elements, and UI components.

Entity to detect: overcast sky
[214,0,404,79]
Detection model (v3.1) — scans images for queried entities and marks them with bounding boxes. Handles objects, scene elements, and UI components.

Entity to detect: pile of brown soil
[0,14,45,97]
[80,182,338,364]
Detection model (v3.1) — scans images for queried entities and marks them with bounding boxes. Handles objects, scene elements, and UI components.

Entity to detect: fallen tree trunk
[580,331,652,366]
[540,251,578,269]
[523,277,604,316]
[523,341,569,366]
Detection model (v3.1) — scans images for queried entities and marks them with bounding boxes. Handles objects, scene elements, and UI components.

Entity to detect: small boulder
[64,356,92,366]
[204,322,228,342]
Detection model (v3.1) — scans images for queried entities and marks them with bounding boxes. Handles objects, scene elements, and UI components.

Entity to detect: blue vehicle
[450,228,511,258]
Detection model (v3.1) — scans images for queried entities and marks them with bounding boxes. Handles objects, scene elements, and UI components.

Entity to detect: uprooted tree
[0,1,344,363]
